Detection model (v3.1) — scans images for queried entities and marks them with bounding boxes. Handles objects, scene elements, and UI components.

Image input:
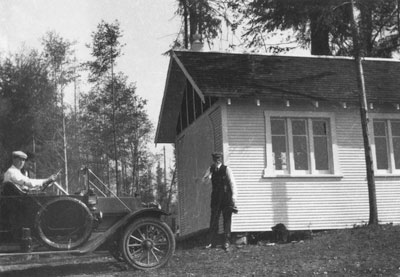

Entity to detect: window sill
[262,174,343,180]
[375,174,400,179]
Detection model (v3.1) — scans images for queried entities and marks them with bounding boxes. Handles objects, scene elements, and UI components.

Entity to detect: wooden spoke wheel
[120,217,175,270]
[35,197,93,250]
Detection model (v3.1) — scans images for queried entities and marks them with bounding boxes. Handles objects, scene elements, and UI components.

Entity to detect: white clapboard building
[156,50,400,238]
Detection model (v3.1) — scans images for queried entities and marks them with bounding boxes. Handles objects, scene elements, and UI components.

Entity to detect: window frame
[264,111,340,178]
[370,113,400,175]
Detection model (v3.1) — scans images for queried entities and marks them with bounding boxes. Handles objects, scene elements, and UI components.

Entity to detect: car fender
[75,207,170,254]
[128,207,169,218]
[117,207,169,229]
[109,207,170,235]
[115,208,170,237]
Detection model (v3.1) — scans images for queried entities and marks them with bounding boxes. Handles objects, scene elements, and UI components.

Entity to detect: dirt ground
[2,224,400,276]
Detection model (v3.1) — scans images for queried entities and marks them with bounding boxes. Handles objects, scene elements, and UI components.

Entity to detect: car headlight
[85,189,98,211]
[88,194,98,205]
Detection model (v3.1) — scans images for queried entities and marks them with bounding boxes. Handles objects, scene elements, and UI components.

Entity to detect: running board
[0,248,81,257]
[0,232,106,257]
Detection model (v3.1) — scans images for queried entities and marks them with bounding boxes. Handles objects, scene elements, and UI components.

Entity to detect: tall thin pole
[74,65,77,118]
[166,170,176,213]
[61,86,68,193]
[183,0,189,49]
[397,0,400,36]
[350,0,378,225]
[32,134,37,176]
[111,47,119,194]
[163,146,167,187]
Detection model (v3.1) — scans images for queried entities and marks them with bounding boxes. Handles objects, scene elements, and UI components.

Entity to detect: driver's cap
[211,152,223,161]
[12,151,28,160]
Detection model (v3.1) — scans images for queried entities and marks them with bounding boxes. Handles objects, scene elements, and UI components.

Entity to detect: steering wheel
[41,181,54,191]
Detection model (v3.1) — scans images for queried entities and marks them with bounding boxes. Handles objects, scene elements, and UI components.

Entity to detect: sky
[0,0,181,127]
[0,0,311,169]
[0,0,181,164]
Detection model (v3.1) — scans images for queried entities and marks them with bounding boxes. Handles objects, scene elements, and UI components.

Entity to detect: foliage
[240,0,400,57]
[155,161,166,208]
[240,0,339,54]
[0,25,159,198]
[174,0,235,49]
[85,19,126,194]
[0,21,165,199]
[86,20,124,83]
[173,0,400,57]
[0,50,60,176]
[42,31,76,88]
[41,31,79,191]
[79,73,153,196]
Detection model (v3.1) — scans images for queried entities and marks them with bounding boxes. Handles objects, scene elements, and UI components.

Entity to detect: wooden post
[350,0,378,225]
[166,170,176,214]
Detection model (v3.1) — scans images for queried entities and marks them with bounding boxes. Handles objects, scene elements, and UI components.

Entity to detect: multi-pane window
[313,120,330,171]
[267,114,334,176]
[271,119,288,172]
[372,119,400,173]
[292,119,309,171]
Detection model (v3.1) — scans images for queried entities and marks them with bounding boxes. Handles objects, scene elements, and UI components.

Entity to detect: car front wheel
[120,217,175,270]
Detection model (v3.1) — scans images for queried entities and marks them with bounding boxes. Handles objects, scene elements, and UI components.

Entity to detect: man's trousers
[207,203,232,245]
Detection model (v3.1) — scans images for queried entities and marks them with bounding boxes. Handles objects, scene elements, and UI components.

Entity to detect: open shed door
[176,115,216,237]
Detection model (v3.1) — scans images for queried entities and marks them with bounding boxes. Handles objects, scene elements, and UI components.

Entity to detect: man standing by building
[203,152,238,251]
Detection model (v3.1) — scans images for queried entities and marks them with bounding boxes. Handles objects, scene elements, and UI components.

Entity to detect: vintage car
[0,167,175,270]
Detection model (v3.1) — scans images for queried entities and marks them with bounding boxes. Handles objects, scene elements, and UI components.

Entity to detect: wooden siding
[176,107,222,237]
[226,99,400,232]
[175,98,400,237]
[209,107,223,153]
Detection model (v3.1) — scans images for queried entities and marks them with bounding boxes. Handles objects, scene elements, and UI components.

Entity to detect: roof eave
[155,50,208,144]
[155,56,174,144]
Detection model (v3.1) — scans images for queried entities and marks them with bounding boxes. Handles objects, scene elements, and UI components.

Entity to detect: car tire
[35,197,93,250]
[120,217,175,270]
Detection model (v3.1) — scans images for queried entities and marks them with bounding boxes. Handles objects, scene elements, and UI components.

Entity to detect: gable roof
[156,50,400,143]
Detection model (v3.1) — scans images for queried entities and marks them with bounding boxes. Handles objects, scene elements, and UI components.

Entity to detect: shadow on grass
[176,229,210,250]
[175,230,277,250]
[1,259,129,277]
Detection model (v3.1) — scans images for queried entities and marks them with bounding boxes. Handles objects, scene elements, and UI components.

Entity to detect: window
[265,112,338,177]
[372,118,400,173]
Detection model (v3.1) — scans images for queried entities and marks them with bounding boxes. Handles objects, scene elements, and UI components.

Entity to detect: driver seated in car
[3,151,57,192]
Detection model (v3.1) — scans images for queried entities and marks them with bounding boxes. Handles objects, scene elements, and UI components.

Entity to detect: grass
[2,224,400,276]
[148,224,400,276]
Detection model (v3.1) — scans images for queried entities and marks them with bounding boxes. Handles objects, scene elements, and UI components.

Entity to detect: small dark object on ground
[271,223,312,243]
[272,223,290,243]
[223,242,230,251]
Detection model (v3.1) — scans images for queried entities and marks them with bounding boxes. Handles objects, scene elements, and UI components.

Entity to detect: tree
[241,0,345,55]
[349,0,378,225]
[79,72,153,196]
[41,31,76,191]
[0,49,60,175]
[173,1,400,56]
[241,0,400,57]
[174,0,241,49]
[86,20,124,191]
[155,162,166,208]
